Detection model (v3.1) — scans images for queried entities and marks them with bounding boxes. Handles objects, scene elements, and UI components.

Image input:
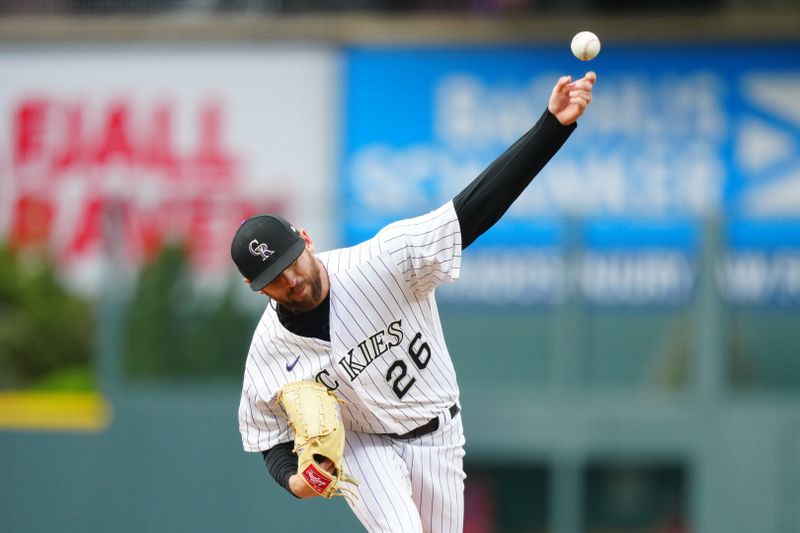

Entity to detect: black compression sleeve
[262,442,300,498]
[452,109,576,249]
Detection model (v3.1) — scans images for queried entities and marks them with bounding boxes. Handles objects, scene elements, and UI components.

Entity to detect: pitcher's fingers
[319,457,337,475]
[571,78,595,91]
[570,94,590,108]
[569,89,593,102]
[556,75,573,91]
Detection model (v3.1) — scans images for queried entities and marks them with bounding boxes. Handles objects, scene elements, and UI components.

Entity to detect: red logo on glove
[302,463,332,494]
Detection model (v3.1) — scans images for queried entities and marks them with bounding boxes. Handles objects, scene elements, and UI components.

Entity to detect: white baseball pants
[343,413,465,533]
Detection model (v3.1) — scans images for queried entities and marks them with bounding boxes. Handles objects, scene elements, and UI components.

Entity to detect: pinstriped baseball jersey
[239,201,462,452]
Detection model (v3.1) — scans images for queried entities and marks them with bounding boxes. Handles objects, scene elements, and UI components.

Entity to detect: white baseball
[571,31,601,61]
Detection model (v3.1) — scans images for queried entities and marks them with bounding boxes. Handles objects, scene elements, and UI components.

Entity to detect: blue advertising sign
[341,44,800,306]
[721,219,800,306]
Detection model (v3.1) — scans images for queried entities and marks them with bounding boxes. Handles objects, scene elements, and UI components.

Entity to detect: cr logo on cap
[249,239,275,261]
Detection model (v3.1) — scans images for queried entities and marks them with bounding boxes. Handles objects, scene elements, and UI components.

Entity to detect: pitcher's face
[259,246,325,314]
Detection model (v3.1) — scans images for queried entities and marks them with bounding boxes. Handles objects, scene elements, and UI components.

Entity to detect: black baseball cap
[230,214,306,291]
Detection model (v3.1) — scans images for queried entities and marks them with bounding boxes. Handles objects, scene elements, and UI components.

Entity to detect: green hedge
[0,245,94,390]
[124,245,259,380]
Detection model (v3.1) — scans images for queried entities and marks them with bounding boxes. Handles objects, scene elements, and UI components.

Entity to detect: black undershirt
[262,109,575,495]
[451,109,575,249]
[276,292,331,342]
[261,443,299,497]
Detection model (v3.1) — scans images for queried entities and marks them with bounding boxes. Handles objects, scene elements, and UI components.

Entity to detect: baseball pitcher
[232,71,596,532]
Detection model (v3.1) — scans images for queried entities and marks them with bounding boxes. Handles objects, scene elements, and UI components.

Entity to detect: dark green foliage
[124,244,259,380]
[0,245,94,390]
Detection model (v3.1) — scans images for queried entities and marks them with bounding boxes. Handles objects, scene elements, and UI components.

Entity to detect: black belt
[385,404,460,440]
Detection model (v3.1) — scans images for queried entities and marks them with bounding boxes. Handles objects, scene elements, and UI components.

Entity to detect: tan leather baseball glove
[276,381,359,499]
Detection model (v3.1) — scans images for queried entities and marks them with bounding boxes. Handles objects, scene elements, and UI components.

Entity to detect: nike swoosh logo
[286,356,300,372]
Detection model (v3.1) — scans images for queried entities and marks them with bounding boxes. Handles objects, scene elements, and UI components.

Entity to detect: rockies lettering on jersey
[337,319,403,380]
[238,202,462,452]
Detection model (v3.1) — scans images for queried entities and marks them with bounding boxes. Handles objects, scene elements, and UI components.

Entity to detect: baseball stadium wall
[1,11,800,533]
